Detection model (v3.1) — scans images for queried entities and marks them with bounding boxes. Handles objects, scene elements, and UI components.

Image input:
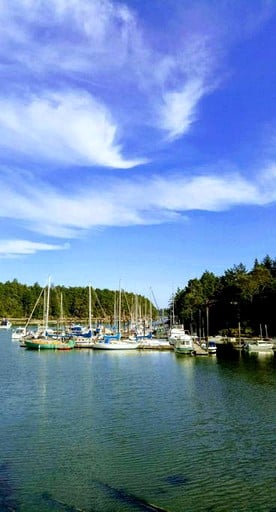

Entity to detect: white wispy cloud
[0,0,273,151]
[0,0,149,166]
[0,239,69,258]
[159,79,207,140]
[0,0,275,258]
[0,166,275,242]
[0,0,222,148]
[0,91,145,168]
[0,0,149,78]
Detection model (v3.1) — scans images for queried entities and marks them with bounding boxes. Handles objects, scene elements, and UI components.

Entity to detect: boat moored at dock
[174,338,195,356]
[93,339,139,350]
[24,337,75,350]
[207,340,217,354]
[168,326,193,346]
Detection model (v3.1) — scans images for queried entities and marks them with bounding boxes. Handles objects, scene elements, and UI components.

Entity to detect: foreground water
[0,332,275,512]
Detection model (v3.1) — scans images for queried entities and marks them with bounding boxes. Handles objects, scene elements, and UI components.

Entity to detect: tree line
[0,280,157,324]
[170,255,276,338]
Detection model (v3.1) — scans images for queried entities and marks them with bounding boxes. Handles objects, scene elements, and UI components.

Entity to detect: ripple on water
[0,338,275,512]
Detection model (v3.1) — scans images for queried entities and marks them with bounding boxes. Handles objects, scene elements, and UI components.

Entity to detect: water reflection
[0,332,275,512]
[0,462,20,512]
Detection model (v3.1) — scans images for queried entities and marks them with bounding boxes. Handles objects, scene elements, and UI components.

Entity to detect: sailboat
[128,296,153,342]
[93,282,139,350]
[74,285,96,348]
[24,278,75,351]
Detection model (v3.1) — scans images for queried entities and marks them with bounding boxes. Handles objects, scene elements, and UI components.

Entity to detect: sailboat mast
[89,285,92,331]
[45,276,51,335]
[118,280,121,334]
[25,286,45,330]
[114,292,117,330]
[60,292,65,333]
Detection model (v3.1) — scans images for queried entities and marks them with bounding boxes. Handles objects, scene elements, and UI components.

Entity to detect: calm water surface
[0,331,275,512]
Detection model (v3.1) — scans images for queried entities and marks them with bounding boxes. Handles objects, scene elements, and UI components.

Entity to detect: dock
[193,342,208,356]
[138,340,173,350]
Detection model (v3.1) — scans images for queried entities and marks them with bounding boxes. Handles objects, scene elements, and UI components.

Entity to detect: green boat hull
[24,338,75,350]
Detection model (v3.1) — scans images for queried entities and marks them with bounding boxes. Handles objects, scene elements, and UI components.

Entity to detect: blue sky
[1,0,276,307]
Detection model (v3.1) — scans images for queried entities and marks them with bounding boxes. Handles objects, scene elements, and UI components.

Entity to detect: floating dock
[193,343,209,356]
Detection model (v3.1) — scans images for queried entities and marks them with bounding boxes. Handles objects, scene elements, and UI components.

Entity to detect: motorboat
[168,325,193,346]
[207,340,217,354]
[12,326,28,340]
[174,338,195,355]
[0,318,12,329]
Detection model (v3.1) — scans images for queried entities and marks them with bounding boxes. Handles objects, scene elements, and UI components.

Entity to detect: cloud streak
[0,0,223,147]
[0,91,145,168]
[1,165,276,245]
[0,239,69,258]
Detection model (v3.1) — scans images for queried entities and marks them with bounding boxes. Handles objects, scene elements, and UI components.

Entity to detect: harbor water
[0,331,275,512]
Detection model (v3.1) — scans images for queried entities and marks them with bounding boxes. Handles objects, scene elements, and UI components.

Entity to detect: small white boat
[244,339,274,352]
[174,338,195,355]
[0,318,12,329]
[207,340,217,354]
[12,326,28,340]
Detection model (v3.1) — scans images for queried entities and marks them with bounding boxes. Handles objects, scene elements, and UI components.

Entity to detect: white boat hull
[93,340,139,350]
[208,348,217,354]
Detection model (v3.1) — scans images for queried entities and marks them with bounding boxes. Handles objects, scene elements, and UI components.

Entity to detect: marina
[10,320,276,357]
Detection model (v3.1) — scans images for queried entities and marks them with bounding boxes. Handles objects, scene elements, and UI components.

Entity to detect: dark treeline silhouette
[170,255,276,338]
[0,280,157,324]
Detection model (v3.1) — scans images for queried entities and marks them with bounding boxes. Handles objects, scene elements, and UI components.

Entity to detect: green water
[0,332,275,511]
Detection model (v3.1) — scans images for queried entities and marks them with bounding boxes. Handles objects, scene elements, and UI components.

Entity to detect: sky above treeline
[1,0,276,307]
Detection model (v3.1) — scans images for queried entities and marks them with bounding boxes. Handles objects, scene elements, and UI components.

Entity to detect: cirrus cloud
[0,164,275,242]
[0,0,224,146]
[0,239,69,258]
[0,90,145,168]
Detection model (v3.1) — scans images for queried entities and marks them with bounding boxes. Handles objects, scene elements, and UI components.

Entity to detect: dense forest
[0,280,157,325]
[170,255,276,338]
